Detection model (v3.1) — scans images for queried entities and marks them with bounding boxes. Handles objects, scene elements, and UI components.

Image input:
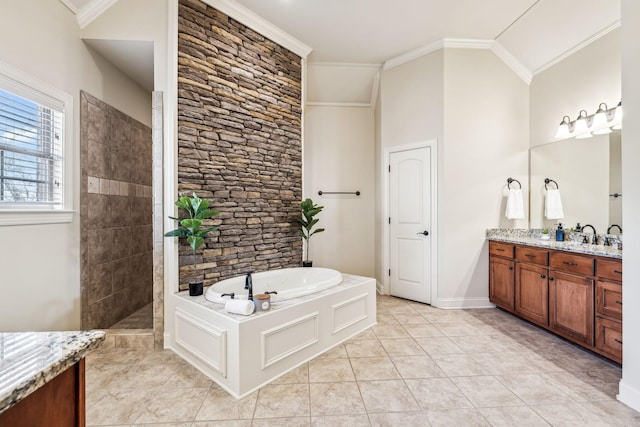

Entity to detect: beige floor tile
[195,385,257,421]
[132,423,192,427]
[392,312,429,324]
[164,361,214,388]
[433,321,493,337]
[86,363,132,395]
[191,421,252,427]
[425,408,490,426]
[110,362,177,389]
[251,417,310,427]
[430,353,491,377]
[451,376,524,408]
[345,339,387,358]
[414,336,464,356]
[531,403,610,426]
[309,382,366,416]
[86,389,153,425]
[390,354,445,379]
[253,384,310,418]
[271,363,309,384]
[421,310,473,323]
[497,373,574,405]
[350,329,377,340]
[590,400,640,426]
[315,344,348,359]
[542,371,617,402]
[375,314,400,325]
[86,348,153,366]
[358,379,420,412]
[379,338,425,356]
[133,387,209,424]
[350,356,401,380]
[450,335,510,353]
[368,411,429,427]
[405,377,473,411]
[311,414,370,427]
[474,351,543,375]
[308,358,355,382]
[402,323,444,338]
[372,324,411,339]
[479,406,550,427]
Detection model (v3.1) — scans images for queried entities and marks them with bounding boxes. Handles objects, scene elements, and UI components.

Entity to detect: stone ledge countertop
[487,229,622,259]
[0,330,105,415]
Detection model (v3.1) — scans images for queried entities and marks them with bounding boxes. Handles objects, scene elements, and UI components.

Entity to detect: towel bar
[544,178,559,190]
[507,178,521,189]
[318,190,361,196]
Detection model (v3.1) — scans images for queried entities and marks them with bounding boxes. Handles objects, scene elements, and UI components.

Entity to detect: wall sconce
[554,101,622,139]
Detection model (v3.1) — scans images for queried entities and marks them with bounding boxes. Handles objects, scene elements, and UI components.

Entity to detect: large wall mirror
[530,130,622,235]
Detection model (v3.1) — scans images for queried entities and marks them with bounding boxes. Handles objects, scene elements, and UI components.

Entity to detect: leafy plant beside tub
[165,193,220,295]
[296,198,325,267]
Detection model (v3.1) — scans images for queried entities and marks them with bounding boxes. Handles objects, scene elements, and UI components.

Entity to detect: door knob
[416,231,429,236]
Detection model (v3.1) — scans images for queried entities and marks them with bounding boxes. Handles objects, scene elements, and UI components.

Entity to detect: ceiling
[60,0,620,104]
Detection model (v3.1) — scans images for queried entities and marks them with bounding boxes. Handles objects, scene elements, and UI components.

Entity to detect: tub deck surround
[166,274,377,398]
[487,229,622,259]
[0,330,105,415]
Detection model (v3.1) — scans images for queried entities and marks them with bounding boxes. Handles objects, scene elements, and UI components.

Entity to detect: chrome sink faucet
[581,224,598,244]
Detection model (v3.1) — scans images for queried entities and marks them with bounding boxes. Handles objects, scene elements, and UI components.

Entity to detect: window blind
[0,88,64,209]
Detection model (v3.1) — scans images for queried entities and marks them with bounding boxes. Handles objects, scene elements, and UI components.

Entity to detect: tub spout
[245,272,253,301]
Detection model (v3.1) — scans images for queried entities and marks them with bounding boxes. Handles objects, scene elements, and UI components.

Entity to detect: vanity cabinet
[489,242,515,312]
[595,259,623,363]
[488,240,622,363]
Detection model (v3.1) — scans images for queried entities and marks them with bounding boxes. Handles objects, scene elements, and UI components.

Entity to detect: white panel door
[389,147,431,303]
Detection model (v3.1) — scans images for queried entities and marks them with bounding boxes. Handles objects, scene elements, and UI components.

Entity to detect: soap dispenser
[556,223,565,242]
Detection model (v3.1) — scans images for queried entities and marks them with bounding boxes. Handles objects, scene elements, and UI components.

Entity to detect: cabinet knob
[508,266,513,270]
[549,277,555,281]
[540,274,546,279]
[615,338,623,345]
[563,261,577,266]
[614,270,622,275]
[616,300,622,305]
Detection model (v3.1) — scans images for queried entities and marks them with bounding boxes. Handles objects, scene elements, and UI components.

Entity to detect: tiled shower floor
[110,303,153,329]
[85,295,640,426]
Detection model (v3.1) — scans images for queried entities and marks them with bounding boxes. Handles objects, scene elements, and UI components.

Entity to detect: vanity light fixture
[554,100,622,139]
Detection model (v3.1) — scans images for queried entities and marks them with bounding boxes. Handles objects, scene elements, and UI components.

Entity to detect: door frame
[383,140,438,305]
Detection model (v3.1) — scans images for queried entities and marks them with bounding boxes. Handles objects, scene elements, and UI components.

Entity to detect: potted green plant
[165,193,220,295]
[541,228,550,240]
[295,198,325,267]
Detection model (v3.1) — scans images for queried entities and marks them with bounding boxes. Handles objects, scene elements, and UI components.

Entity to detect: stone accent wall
[177,0,303,289]
[80,91,153,329]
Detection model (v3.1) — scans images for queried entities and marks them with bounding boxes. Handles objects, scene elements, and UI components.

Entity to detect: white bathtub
[204,267,343,303]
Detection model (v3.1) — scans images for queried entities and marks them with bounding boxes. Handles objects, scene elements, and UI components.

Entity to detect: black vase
[302,260,313,267]
[189,282,204,296]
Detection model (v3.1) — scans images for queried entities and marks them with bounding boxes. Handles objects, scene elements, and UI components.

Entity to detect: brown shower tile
[88,228,113,265]
[111,195,132,227]
[88,139,111,178]
[113,287,136,325]
[88,296,114,329]
[131,197,152,225]
[111,151,132,183]
[112,257,135,292]
[112,227,133,260]
[87,102,110,143]
[87,262,113,304]
[87,193,111,230]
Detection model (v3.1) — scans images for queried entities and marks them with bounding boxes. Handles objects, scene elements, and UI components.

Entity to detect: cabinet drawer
[596,259,623,281]
[596,280,622,320]
[549,252,594,276]
[489,241,514,259]
[596,317,622,363]
[516,246,548,266]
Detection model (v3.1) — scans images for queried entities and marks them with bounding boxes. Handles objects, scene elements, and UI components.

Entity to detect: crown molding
[382,39,443,71]
[491,41,532,85]
[533,19,621,76]
[309,62,381,69]
[442,38,493,49]
[383,37,531,85]
[201,0,312,58]
[59,0,79,14]
[77,0,118,29]
[306,102,372,108]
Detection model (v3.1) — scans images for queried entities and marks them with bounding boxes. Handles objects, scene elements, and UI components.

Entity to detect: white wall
[530,136,609,231]
[619,0,640,412]
[378,49,528,307]
[530,29,621,148]
[440,48,529,305]
[304,106,375,276]
[0,1,152,331]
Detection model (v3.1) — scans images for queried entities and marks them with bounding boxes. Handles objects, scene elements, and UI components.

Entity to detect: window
[0,61,73,225]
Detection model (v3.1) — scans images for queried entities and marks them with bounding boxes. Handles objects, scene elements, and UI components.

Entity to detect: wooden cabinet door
[549,271,594,346]
[595,316,622,363]
[489,256,515,312]
[515,263,548,326]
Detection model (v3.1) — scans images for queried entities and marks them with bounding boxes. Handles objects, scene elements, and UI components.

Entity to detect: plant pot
[302,260,313,267]
[189,282,204,296]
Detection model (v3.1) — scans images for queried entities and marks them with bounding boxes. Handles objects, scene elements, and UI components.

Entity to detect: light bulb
[555,116,572,138]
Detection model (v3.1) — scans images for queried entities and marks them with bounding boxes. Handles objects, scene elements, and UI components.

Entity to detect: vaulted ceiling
[59,0,621,104]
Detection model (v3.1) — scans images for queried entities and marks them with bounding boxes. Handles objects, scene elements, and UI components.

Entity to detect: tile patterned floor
[110,303,153,329]
[85,295,640,426]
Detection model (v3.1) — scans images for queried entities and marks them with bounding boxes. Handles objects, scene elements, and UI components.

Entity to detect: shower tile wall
[80,91,153,329]
[177,0,303,290]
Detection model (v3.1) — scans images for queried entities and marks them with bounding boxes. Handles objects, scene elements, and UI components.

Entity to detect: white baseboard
[433,297,495,309]
[618,379,640,412]
[376,280,384,294]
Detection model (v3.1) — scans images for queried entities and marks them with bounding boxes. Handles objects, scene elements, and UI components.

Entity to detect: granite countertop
[0,330,105,415]
[487,229,622,259]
